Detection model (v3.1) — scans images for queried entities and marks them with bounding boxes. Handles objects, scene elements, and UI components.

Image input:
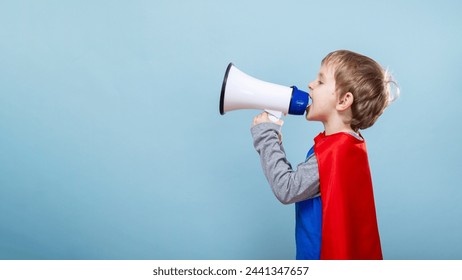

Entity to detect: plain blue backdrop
[1,0,461,259]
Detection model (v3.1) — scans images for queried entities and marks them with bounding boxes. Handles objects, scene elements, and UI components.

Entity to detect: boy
[251,50,399,260]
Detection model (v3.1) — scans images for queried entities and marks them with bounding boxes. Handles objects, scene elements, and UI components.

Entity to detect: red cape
[314,132,383,260]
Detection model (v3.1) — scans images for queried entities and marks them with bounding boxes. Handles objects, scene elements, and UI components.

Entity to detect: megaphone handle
[265,109,283,122]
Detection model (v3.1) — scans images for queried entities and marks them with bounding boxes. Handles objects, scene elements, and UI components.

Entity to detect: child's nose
[308,81,314,90]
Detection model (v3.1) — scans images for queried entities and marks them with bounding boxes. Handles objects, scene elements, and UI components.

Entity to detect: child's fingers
[253,112,285,126]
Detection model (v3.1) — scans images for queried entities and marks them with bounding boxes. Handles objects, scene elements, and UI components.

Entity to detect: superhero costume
[251,123,382,259]
[314,131,382,259]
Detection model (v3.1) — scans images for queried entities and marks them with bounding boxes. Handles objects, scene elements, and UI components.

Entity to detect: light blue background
[1,0,461,259]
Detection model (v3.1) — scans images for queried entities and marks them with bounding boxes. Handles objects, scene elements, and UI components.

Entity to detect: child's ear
[336,92,354,111]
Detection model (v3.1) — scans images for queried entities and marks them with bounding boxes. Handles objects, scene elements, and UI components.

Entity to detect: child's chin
[306,112,319,122]
[305,110,313,121]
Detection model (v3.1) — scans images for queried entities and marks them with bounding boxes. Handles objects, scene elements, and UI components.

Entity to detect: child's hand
[252,112,284,127]
[252,112,284,143]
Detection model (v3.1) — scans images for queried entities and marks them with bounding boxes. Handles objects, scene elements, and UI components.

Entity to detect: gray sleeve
[250,122,320,205]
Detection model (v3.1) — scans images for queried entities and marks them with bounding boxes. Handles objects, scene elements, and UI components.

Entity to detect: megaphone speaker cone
[219,63,234,115]
[219,63,310,117]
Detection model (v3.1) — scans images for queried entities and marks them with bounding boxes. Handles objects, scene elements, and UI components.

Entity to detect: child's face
[305,63,338,122]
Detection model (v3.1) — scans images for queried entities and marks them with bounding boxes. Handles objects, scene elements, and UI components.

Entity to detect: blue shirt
[295,146,322,260]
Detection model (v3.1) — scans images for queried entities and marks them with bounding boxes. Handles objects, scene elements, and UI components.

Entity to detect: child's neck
[323,121,355,136]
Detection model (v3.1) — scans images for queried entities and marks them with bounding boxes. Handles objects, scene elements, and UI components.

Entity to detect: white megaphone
[220,63,310,121]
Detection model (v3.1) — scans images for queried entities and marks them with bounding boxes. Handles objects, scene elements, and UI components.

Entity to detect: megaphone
[219,63,310,121]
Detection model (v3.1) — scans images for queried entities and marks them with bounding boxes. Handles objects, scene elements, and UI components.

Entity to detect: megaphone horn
[219,63,310,120]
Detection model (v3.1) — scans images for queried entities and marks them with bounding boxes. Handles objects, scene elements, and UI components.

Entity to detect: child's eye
[318,80,323,85]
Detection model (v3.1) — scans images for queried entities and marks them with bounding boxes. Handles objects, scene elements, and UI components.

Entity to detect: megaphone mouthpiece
[289,86,310,115]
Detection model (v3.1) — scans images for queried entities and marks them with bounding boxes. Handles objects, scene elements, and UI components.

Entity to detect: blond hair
[322,50,399,131]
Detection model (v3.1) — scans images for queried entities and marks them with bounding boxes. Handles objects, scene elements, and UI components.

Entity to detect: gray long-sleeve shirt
[250,122,320,205]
